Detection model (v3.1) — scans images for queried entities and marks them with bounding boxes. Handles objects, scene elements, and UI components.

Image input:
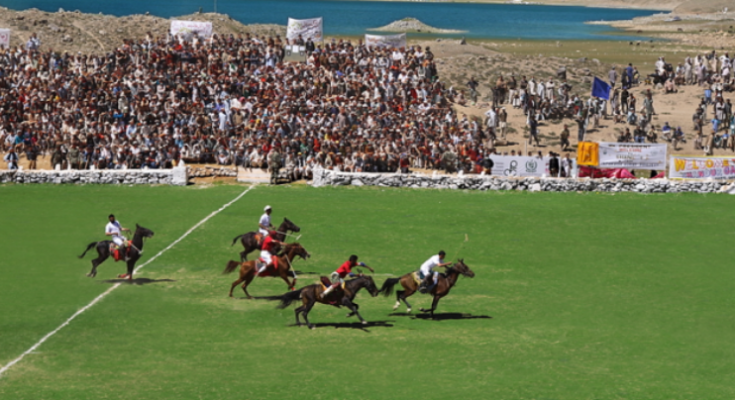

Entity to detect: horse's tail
[379,278,400,297]
[275,288,305,309]
[222,260,241,275]
[78,242,98,259]
[231,234,245,246]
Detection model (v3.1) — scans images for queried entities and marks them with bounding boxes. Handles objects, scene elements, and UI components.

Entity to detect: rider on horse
[258,205,275,246]
[257,230,284,275]
[320,255,374,299]
[105,214,130,261]
[418,250,451,293]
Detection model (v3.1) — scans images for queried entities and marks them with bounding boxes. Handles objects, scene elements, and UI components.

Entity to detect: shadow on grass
[293,270,320,275]
[389,312,492,321]
[289,320,394,332]
[100,278,176,285]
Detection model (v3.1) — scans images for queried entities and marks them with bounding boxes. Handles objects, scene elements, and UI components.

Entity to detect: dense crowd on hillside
[0,31,733,176]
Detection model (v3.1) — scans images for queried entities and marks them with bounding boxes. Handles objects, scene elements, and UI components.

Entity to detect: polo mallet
[276,230,302,241]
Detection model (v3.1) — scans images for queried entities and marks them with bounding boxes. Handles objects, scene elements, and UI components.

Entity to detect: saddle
[112,241,133,262]
[319,276,346,291]
[411,271,422,286]
[256,256,279,277]
[254,233,263,246]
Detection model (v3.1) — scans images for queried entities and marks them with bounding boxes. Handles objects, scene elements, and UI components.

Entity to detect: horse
[78,224,154,281]
[379,259,475,318]
[230,218,301,261]
[274,274,380,329]
[222,242,310,298]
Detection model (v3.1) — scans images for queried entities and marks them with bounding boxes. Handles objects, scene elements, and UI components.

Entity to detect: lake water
[2,0,658,40]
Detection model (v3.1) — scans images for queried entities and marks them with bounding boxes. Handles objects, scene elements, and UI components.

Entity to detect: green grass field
[1,184,734,399]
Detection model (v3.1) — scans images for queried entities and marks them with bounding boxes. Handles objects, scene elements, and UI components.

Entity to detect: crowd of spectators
[1,30,733,177]
[0,30,516,177]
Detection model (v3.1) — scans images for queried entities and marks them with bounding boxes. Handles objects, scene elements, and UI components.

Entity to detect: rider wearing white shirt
[418,251,451,293]
[105,214,130,259]
[259,205,274,237]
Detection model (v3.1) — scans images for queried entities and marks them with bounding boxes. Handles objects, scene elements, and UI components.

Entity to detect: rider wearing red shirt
[258,230,283,275]
[320,255,374,298]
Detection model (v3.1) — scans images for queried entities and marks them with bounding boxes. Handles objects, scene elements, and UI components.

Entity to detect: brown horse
[274,275,380,329]
[379,259,475,318]
[230,218,301,261]
[222,242,310,298]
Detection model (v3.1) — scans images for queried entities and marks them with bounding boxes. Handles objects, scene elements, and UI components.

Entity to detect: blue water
[3,0,658,40]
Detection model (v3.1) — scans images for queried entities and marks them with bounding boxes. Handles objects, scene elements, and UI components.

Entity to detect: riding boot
[256,261,267,275]
[418,277,430,293]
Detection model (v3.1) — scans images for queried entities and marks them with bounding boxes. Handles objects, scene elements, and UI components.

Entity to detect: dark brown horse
[275,275,380,329]
[379,259,474,318]
[222,242,310,298]
[230,218,301,261]
[78,224,154,281]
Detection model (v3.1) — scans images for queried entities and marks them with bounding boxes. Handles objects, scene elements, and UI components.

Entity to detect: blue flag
[591,77,611,100]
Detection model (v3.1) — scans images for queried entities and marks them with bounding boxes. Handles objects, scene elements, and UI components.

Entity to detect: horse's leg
[229,268,247,298]
[302,296,316,330]
[241,270,255,299]
[278,267,293,290]
[294,296,308,327]
[400,289,416,313]
[125,259,135,281]
[290,270,298,289]
[343,298,367,325]
[242,276,255,299]
[421,296,441,318]
[346,302,358,318]
[88,246,109,278]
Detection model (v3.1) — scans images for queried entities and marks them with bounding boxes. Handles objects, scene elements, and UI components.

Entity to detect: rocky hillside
[0,7,285,54]
[370,17,465,34]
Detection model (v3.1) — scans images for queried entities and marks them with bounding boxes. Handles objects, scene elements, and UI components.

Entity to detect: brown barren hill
[0,7,285,54]
[674,0,733,14]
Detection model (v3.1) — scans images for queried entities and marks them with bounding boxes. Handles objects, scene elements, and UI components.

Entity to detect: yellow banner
[576,142,599,166]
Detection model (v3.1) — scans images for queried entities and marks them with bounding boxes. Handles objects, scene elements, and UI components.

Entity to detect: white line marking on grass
[0,185,256,378]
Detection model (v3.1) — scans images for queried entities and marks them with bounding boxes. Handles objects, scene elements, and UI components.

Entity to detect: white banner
[669,156,735,179]
[598,142,667,170]
[0,29,10,49]
[170,20,213,39]
[488,155,575,177]
[365,33,406,49]
[287,17,323,42]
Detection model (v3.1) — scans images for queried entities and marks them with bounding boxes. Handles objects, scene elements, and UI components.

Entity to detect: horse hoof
[309,325,315,330]
[361,320,368,325]
[407,308,412,313]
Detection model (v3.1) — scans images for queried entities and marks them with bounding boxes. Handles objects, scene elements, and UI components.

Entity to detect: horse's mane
[281,242,302,251]
[445,261,465,275]
[346,274,371,286]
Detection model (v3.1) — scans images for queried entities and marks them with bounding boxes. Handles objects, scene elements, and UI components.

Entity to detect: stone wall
[311,169,735,194]
[188,166,237,178]
[0,167,188,186]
